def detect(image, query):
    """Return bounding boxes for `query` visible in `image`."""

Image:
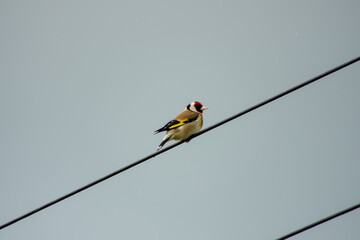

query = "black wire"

[189,56,360,140]
[275,202,360,240]
[1,56,359,231]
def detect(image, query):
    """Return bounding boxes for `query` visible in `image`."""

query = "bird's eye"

[195,103,203,112]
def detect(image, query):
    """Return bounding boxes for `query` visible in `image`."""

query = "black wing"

[154,120,181,134]
[154,116,199,134]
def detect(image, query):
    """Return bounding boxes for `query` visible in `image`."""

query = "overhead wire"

[276,202,360,239]
[0,56,359,231]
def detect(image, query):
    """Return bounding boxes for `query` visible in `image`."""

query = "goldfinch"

[154,101,208,151]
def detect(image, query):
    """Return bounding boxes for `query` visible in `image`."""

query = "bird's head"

[187,101,208,113]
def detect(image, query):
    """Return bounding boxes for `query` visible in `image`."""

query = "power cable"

[0,56,359,230]
[275,202,360,239]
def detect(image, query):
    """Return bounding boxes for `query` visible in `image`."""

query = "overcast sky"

[1,1,360,239]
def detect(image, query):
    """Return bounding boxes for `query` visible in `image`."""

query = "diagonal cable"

[275,202,360,239]
[1,56,359,231]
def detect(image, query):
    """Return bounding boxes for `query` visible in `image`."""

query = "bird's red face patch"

[194,102,202,107]
[193,101,205,113]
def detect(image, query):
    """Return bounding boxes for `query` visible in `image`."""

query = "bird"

[154,101,208,151]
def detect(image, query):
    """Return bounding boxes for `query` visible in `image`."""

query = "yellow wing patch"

[168,119,189,129]
[168,116,198,129]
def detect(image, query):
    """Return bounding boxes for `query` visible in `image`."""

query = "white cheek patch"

[189,104,197,112]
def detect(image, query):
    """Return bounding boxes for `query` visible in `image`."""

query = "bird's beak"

[201,106,208,111]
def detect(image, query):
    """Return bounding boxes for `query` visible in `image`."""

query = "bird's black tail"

[154,127,166,135]
[157,137,170,151]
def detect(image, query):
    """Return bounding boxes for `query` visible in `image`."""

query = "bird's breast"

[170,114,203,140]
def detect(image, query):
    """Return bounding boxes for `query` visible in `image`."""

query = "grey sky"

[1,1,360,239]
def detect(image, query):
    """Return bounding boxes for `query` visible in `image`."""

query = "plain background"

[1,1,360,239]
